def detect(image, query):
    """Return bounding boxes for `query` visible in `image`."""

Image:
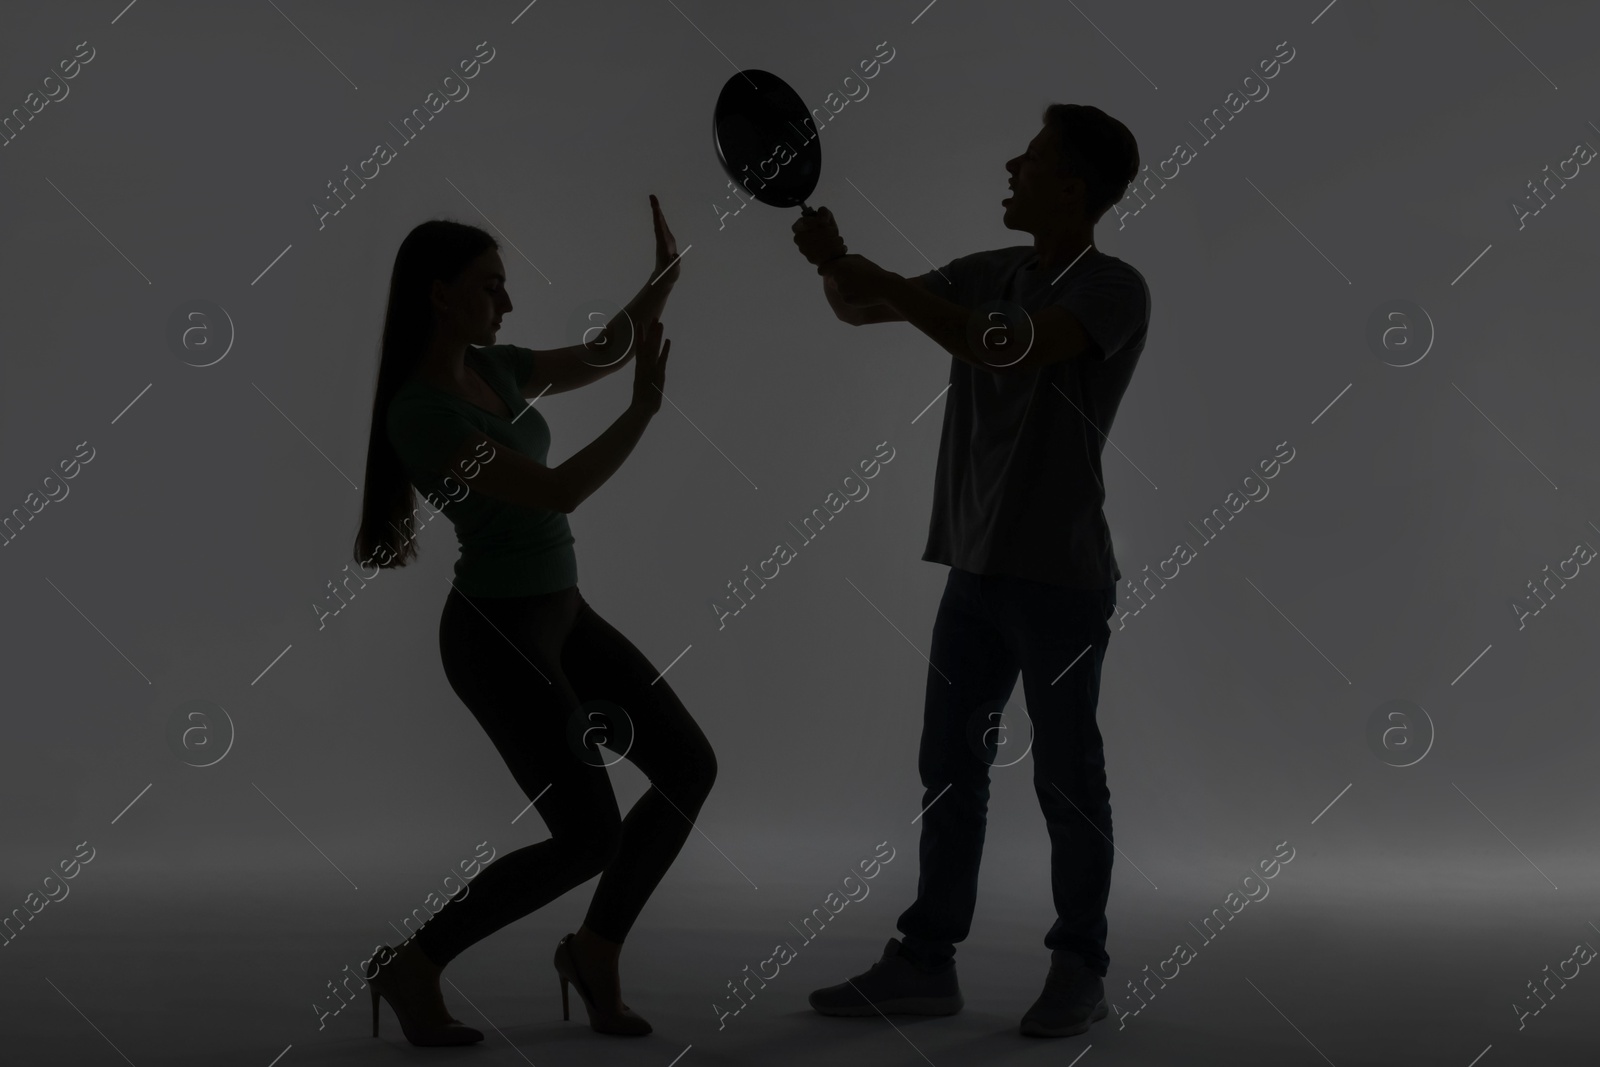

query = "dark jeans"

[896,568,1118,977]
[412,585,717,967]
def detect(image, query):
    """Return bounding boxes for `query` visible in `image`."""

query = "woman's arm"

[515,315,646,398]
[517,270,670,397]
[453,321,669,513]
[519,195,681,398]
[439,405,653,514]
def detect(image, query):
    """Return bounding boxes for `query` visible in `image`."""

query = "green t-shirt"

[385,344,578,597]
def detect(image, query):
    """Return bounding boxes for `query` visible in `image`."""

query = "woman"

[351,196,716,1046]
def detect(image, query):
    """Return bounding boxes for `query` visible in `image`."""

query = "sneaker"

[1019,950,1108,1038]
[808,937,964,1017]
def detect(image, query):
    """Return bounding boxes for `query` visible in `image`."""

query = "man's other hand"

[821,254,889,306]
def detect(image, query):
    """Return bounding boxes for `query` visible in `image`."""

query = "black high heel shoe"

[553,933,652,1036]
[365,942,484,1046]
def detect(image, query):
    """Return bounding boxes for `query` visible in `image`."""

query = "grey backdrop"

[2,1,1597,1064]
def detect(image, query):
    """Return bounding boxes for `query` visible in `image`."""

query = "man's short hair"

[1043,103,1140,223]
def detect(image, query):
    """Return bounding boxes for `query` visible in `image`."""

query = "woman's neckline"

[408,347,513,421]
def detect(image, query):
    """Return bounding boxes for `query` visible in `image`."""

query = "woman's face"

[433,248,513,347]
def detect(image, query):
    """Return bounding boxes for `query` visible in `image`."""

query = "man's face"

[1003,124,1084,231]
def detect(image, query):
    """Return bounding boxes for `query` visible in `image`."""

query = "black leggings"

[412,584,717,967]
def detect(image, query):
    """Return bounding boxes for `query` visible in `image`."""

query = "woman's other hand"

[630,320,669,416]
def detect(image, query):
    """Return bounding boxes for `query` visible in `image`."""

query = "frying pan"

[712,69,825,216]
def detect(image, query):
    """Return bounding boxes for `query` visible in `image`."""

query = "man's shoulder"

[966,244,1035,265]
[1085,249,1147,283]
[1073,251,1151,311]
[934,245,1032,269]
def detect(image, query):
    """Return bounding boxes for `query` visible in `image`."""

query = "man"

[792,103,1148,1039]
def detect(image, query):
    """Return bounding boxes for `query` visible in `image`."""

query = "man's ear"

[1062,170,1088,211]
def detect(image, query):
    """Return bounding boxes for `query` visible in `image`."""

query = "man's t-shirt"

[385,344,578,597]
[912,245,1150,589]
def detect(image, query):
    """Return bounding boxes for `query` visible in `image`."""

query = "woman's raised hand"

[630,320,669,416]
[650,194,680,288]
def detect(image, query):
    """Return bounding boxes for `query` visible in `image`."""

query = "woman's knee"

[553,813,623,878]
[637,723,716,793]
[645,743,716,818]
[676,740,718,803]
[698,742,719,790]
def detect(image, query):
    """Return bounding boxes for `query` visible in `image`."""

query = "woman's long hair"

[353,219,499,570]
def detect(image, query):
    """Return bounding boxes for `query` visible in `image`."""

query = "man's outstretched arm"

[827,255,1094,372]
[822,271,912,325]
[797,206,912,325]
[796,207,1091,368]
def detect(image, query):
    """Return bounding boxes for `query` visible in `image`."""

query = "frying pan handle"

[800,201,844,269]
